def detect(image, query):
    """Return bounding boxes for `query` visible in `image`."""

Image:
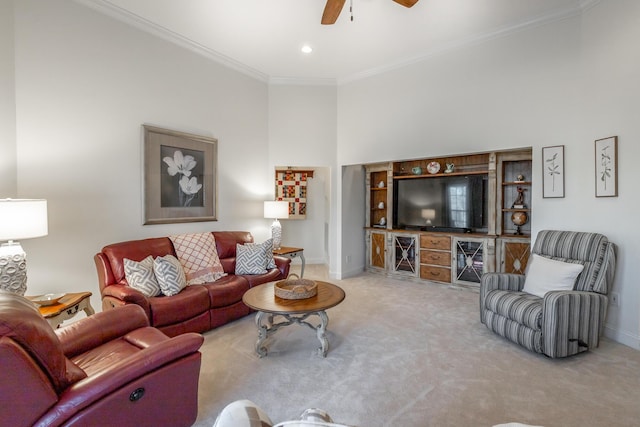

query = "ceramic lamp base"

[271,219,282,249]
[0,242,27,296]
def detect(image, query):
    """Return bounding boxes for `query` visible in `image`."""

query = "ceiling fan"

[321,0,419,25]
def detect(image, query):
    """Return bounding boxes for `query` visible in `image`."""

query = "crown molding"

[269,77,337,87]
[73,0,269,83]
[337,0,599,85]
[75,0,600,87]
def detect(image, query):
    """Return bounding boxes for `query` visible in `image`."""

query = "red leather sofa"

[94,231,291,337]
[0,290,203,427]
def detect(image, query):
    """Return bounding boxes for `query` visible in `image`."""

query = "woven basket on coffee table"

[274,274,317,300]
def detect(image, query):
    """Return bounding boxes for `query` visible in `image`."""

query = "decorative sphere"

[511,211,528,226]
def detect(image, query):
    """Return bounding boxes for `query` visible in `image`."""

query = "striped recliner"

[480,230,616,358]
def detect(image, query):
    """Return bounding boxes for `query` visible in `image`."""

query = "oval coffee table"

[242,281,345,357]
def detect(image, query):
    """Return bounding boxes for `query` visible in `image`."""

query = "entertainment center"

[365,148,532,287]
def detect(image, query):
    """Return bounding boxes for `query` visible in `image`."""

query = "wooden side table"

[28,292,95,328]
[273,246,305,277]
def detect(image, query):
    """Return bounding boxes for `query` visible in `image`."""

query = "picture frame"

[542,145,565,198]
[594,136,618,197]
[143,125,218,224]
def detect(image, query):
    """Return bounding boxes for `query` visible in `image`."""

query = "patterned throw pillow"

[124,256,162,297]
[154,255,188,296]
[169,233,227,285]
[235,243,269,275]
[247,238,277,270]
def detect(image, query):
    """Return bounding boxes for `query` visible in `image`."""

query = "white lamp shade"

[264,201,290,219]
[0,199,48,241]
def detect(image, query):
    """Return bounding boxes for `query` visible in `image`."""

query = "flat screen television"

[393,174,488,233]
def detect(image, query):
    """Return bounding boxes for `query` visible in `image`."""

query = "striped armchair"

[480,230,616,358]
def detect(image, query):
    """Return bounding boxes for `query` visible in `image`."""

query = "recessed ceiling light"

[301,45,313,54]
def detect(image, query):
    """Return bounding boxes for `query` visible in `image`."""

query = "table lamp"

[421,208,436,225]
[263,201,289,249]
[0,199,48,295]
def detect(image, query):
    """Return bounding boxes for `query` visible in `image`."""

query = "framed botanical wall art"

[143,125,218,224]
[594,136,618,197]
[542,145,565,198]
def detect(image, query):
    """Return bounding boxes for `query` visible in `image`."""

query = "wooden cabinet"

[497,237,531,274]
[363,148,531,286]
[420,234,451,283]
[366,229,387,272]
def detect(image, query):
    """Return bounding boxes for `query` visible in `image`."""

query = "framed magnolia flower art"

[143,125,218,224]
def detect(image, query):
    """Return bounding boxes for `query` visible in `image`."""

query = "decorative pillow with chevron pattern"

[235,242,270,275]
[124,256,162,297]
[154,254,188,296]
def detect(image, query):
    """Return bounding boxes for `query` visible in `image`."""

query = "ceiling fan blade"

[321,0,346,25]
[393,0,419,7]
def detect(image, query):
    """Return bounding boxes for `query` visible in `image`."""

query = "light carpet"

[194,265,640,427]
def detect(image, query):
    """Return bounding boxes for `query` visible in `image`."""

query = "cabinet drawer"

[420,265,451,283]
[420,250,451,266]
[420,234,451,250]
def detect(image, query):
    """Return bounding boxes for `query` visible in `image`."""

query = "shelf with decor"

[363,148,532,287]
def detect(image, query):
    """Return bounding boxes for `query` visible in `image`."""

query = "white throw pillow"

[522,254,584,298]
[213,400,273,427]
[154,255,188,296]
[124,256,162,297]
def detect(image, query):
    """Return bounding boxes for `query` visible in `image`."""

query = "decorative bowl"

[274,274,317,300]
[30,293,65,306]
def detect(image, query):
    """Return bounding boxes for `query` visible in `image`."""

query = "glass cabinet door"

[453,238,485,284]
[391,233,418,276]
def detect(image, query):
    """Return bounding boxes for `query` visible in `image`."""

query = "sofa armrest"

[479,273,525,324]
[34,332,204,426]
[101,283,151,315]
[542,291,608,358]
[56,305,150,357]
[273,255,292,278]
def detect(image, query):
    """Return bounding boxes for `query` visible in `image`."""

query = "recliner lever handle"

[129,387,145,402]
[569,338,588,349]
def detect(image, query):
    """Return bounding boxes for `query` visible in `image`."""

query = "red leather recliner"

[0,290,204,427]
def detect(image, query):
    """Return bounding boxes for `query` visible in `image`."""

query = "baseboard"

[604,324,640,350]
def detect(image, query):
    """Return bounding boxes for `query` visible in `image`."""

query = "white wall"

[0,0,17,196]
[336,0,640,349]
[268,84,338,271]
[12,0,272,313]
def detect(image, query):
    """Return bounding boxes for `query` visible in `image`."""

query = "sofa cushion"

[124,256,162,297]
[522,254,585,298]
[154,255,188,296]
[202,275,250,308]
[170,233,227,284]
[241,268,282,288]
[148,285,210,327]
